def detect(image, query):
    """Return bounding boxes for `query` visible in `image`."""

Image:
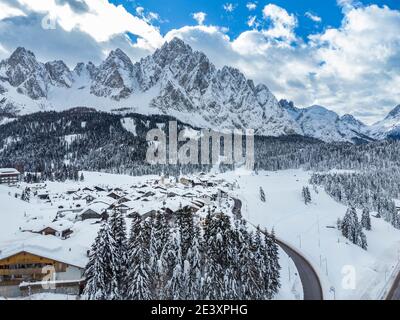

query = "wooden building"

[0,168,20,185]
[0,251,84,287]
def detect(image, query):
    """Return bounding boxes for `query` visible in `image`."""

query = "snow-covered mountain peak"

[0,39,392,142]
[385,104,400,119]
[45,60,73,88]
[368,104,400,139]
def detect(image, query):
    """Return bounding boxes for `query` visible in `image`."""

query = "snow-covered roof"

[0,239,86,269]
[81,202,110,214]
[0,168,20,175]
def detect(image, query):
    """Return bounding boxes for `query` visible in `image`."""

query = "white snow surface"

[220,169,400,300]
[1,169,400,300]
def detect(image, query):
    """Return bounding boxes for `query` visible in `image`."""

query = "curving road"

[275,240,323,300]
[232,197,323,300]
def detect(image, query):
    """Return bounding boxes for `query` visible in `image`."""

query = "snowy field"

[0,171,302,300]
[221,169,400,300]
[2,169,399,300]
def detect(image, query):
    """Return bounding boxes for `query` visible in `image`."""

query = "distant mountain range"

[0,37,398,143]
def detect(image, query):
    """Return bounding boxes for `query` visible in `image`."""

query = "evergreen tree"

[265,229,281,299]
[108,210,128,299]
[302,186,311,205]
[259,187,266,203]
[361,208,371,231]
[341,207,368,250]
[202,212,231,299]
[149,212,169,297]
[83,221,114,299]
[126,216,153,300]
[184,220,203,300]
[163,229,184,300]
[248,228,265,299]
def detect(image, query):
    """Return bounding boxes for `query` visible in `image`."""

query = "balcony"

[0,268,52,276]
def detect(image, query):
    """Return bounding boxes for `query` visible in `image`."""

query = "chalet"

[117,196,131,204]
[114,204,130,214]
[179,177,193,186]
[191,199,206,208]
[107,191,122,200]
[37,221,73,240]
[0,249,84,297]
[94,186,106,192]
[37,193,50,200]
[79,202,110,220]
[82,187,94,192]
[83,194,96,204]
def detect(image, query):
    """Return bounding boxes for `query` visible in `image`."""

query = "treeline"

[84,207,281,300]
[3,109,400,178]
[311,170,400,229]
[24,165,83,183]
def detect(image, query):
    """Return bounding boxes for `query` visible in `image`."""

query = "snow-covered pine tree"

[259,187,266,203]
[108,209,128,299]
[361,208,371,231]
[236,219,252,299]
[202,212,231,299]
[163,229,184,300]
[149,212,169,298]
[83,221,114,300]
[185,224,203,300]
[176,205,194,259]
[21,187,30,202]
[265,228,281,299]
[224,221,240,300]
[341,207,368,250]
[302,186,311,205]
[126,215,153,300]
[248,227,265,299]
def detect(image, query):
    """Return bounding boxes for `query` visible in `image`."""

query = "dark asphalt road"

[276,240,323,300]
[387,272,400,300]
[231,197,324,300]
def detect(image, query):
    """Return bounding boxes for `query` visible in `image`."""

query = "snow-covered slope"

[223,169,400,300]
[0,38,300,137]
[279,100,372,143]
[368,105,400,139]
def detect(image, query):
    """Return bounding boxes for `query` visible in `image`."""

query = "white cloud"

[192,12,206,25]
[164,4,400,124]
[14,0,163,48]
[136,6,144,16]
[246,2,257,11]
[262,4,297,41]
[0,1,399,123]
[305,12,322,23]
[247,15,257,27]
[0,2,26,20]
[223,3,236,13]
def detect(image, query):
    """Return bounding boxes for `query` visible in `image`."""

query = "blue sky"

[109,0,399,40]
[0,0,399,123]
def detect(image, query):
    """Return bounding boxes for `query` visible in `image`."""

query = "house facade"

[0,168,20,185]
[0,250,84,297]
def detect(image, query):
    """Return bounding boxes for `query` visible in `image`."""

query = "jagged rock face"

[45,60,73,88]
[90,49,135,100]
[0,47,50,99]
[139,38,301,135]
[0,38,387,141]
